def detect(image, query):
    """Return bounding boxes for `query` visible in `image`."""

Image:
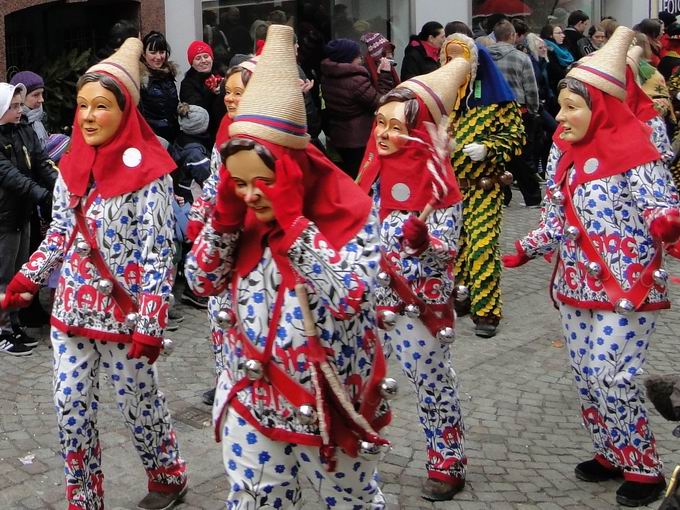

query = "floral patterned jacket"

[17,174,175,342]
[519,143,680,311]
[185,211,391,445]
[372,181,463,316]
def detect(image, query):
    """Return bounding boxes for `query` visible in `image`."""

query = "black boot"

[202,388,216,406]
[421,477,465,501]
[616,479,666,507]
[574,459,622,482]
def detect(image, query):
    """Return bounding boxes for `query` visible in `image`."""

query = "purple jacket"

[320,58,395,149]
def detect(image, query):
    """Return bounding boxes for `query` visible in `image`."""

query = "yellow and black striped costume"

[449,101,525,321]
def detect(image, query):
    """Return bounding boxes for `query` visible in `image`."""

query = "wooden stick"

[418,203,434,222]
[295,283,318,336]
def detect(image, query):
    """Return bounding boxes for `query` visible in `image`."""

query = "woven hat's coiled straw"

[87,38,143,105]
[230,25,310,149]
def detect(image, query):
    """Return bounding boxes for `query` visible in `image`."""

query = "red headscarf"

[214,113,233,151]
[364,51,400,89]
[553,82,659,187]
[59,73,176,199]
[357,96,461,220]
[625,66,658,123]
[218,136,373,288]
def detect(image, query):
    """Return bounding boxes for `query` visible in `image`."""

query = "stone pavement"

[2,201,680,510]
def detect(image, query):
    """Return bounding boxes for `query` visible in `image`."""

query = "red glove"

[127,333,162,364]
[255,154,305,230]
[402,216,430,255]
[649,209,680,244]
[502,241,531,268]
[1,274,38,310]
[212,168,247,233]
[186,220,204,242]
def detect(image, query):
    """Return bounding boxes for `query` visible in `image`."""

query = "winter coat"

[185,211,390,445]
[179,67,227,140]
[0,122,57,232]
[18,174,176,342]
[400,37,439,81]
[169,132,212,204]
[140,63,180,144]
[563,27,593,60]
[488,42,540,114]
[545,50,568,104]
[320,58,394,149]
[519,140,679,311]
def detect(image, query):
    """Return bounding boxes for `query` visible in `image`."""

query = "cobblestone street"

[2,202,680,510]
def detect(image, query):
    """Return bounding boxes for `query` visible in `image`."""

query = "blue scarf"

[544,39,574,67]
[466,43,516,108]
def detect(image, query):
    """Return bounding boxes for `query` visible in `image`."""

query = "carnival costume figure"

[0,39,188,510]
[503,27,680,507]
[357,57,470,501]
[185,57,257,406]
[441,34,524,338]
[185,25,392,509]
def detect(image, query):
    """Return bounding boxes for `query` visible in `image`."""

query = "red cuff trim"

[132,332,163,347]
[51,318,133,343]
[282,217,310,250]
[426,470,465,485]
[623,471,664,483]
[14,272,40,293]
[147,479,187,494]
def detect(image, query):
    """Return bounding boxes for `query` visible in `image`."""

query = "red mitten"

[186,220,204,242]
[213,168,247,233]
[502,241,531,268]
[402,216,430,255]
[1,274,38,310]
[649,209,680,244]
[255,154,305,230]
[127,333,162,364]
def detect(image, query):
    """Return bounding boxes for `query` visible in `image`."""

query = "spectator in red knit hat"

[180,40,226,140]
[360,32,400,88]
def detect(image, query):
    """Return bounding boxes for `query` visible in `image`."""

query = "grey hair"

[557,76,592,109]
[525,33,548,62]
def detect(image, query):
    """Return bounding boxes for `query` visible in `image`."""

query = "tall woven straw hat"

[87,38,143,105]
[396,57,472,122]
[567,26,634,101]
[626,46,643,84]
[230,25,309,149]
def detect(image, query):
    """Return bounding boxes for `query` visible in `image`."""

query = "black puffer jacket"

[179,67,226,140]
[0,122,57,232]
[140,63,180,144]
[400,37,440,81]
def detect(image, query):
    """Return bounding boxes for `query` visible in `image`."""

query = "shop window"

[472,0,596,34]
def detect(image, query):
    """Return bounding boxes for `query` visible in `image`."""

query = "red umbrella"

[473,0,533,17]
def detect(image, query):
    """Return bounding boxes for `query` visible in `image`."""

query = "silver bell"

[378,310,398,331]
[379,378,399,400]
[358,441,386,461]
[586,261,602,278]
[455,284,469,302]
[404,303,420,318]
[296,404,317,425]
[125,312,139,327]
[614,298,635,315]
[96,279,113,296]
[565,225,580,241]
[551,190,565,205]
[653,269,669,287]
[376,271,391,288]
[161,338,174,356]
[244,359,264,380]
[76,241,90,255]
[436,327,455,344]
[215,310,232,327]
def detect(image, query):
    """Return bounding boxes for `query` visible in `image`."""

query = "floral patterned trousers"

[51,329,188,510]
[221,410,385,509]
[382,316,466,483]
[560,304,663,482]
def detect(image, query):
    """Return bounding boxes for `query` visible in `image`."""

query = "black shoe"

[421,477,465,501]
[168,308,184,323]
[574,459,622,482]
[202,388,216,406]
[473,317,499,338]
[137,486,187,510]
[616,480,666,507]
[12,326,38,348]
[181,289,208,309]
[0,332,33,356]
[165,318,180,332]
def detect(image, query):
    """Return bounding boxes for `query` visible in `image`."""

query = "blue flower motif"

[244,468,254,479]
[246,432,257,445]
[231,443,243,456]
